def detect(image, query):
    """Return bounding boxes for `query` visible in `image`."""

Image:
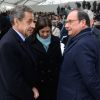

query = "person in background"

[27,15,62,100]
[0,12,12,39]
[0,5,39,100]
[52,21,61,38]
[84,9,100,41]
[57,5,61,15]
[57,9,100,100]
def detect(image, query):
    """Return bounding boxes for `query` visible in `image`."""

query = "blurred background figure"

[84,8,100,41]
[0,11,12,39]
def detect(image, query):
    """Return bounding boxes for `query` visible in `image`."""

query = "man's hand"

[32,87,39,99]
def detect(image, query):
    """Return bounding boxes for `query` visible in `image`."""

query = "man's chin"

[24,33,31,37]
[68,32,71,36]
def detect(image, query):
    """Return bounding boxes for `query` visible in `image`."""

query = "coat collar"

[9,28,37,66]
[27,34,59,54]
[9,28,24,44]
[64,28,92,54]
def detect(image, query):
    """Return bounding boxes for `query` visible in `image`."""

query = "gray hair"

[83,9,94,20]
[10,5,33,25]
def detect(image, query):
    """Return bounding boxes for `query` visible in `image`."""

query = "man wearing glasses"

[57,9,100,100]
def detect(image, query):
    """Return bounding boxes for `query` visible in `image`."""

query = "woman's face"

[39,26,51,39]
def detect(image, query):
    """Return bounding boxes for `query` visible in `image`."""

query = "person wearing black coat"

[0,12,12,39]
[0,5,39,100]
[27,16,62,100]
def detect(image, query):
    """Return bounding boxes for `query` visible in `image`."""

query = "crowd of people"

[0,1,100,100]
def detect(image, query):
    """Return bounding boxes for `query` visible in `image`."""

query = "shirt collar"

[13,27,26,42]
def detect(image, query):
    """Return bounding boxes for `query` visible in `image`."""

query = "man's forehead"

[69,10,78,15]
[67,12,78,19]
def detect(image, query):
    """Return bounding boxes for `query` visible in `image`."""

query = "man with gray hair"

[84,9,100,41]
[0,5,39,100]
[83,9,94,26]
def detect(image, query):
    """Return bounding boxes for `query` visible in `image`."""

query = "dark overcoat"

[0,28,37,100]
[27,35,62,100]
[57,28,100,100]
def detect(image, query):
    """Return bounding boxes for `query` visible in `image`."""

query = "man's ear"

[81,19,87,28]
[90,20,94,27]
[13,18,20,25]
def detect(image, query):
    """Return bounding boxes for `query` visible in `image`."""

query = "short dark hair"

[34,16,52,34]
[77,10,90,27]
[10,5,33,25]
[68,9,90,27]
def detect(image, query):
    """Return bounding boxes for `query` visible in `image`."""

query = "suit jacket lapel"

[10,28,37,66]
[20,39,37,66]
[64,30,92,55]
[64,38,79,54]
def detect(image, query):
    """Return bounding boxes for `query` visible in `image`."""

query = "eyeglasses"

[65,20,78,24]
[33,20,37,23]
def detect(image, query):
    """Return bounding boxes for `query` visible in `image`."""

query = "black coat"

[0,28,37,100]
[0,14,11,39]
[27,35,62,100]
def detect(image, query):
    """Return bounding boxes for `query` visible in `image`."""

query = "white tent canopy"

[0,0,98,6]
[0,0,46,10]
[0,0,46,5]
[0,0,99,11]
[39,0,97,5]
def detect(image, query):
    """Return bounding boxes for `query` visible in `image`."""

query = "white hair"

[84,9,94,20]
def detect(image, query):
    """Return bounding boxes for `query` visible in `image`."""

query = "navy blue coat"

[57,28,100,100]
[0,28,37,100]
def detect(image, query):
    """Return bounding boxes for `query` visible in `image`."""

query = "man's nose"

[65,23,69,30]
[31,22,35,28]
